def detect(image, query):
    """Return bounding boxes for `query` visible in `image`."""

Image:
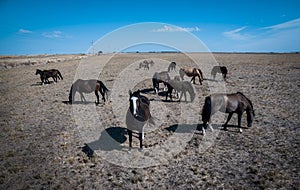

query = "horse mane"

[236,92,253,110]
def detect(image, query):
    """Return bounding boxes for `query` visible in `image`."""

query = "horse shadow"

[31,81,54,86]
[82,127,127,158]
[62,100,100,105]
[140,88,155,94]
[165,124,201,133]
[165,123,248,134]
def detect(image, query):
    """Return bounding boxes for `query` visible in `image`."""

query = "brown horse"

[179,67,203,85]
[152,71,170,93]
[211,66,228,80]
[201,92,254,135]
[68,79,109,104]
[126,90,155,151]
[166,80,195,102]
[35,69,63,85]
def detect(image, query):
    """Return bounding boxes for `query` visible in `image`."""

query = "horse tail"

[197,68,204,80]
[69,83,74,103]
[57,70,63,80]
[98,80,109,93]
[202,96,212,123]
[152,72,158,92]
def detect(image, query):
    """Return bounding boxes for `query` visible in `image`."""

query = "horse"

[179,67,203,85]
[35,69,63,85]
[68,79,109,105]
[139,60,154,70]
[201,92,255,135]
[152,71,170,93]
[211,66,228,80]
[126,90,155,150]
[165,80,195,102]
[167,61,177,72]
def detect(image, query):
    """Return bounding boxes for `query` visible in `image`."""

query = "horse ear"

[129,90,132,96]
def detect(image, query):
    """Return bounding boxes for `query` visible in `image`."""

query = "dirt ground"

[0,53,299,189]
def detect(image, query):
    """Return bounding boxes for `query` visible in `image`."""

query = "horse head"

[129,90,141,117]
[246,108,255,127]
[35,69,41,75]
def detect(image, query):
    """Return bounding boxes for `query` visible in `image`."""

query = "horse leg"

[79,92,86,102]
[198,75,202,85]
[128,129,133,148]
[223,112,233,131]
[190,76,195,84]
[139,132,143,151]
[238,113,243,133]
[95,90,100,104]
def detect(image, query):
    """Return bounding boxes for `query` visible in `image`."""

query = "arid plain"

[0,53,299,189]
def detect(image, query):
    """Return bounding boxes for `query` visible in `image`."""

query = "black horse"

[126,90,155,150]
[201,92,254,135]
[166,80,195,102]
[35,69,63,85]
[167,61,177,72]
[68,79,109,104]
[152,71,170,93]
[211,66,228,80]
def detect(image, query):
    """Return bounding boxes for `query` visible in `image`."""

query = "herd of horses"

[36,60,254,151]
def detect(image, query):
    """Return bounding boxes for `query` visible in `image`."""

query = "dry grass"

[0,53,299,189]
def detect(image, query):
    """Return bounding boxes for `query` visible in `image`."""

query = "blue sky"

[0,0,300,55]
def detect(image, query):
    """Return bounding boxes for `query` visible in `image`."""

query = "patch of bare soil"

[0,53,299,189]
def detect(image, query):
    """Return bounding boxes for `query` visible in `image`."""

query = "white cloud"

[262,18,300,30]
[18,28,33,34]
[42,31,63,38]
[223,26,253,40]
[152,25,200,32]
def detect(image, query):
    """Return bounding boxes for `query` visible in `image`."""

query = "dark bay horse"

[68,79,109,104]
[166,80,195,102]
[201,92,254,135]
[126,90,155,150]
[36,69,63,85]
[211,66,228,80]
[168,61,177,72]
[179,67,203,85]
[152,71,170,93]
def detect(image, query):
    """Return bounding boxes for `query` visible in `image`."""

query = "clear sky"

[1,0,300,55]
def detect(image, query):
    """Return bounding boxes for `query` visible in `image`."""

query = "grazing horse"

[201,92,255,135]
[139,60,154,70]
[179,67,203,85]
[152,71,170,93]
[211,66,228,80]
[166,80,195,102]
[68,79,109,104]
[126,90,155,150]
[35,69,63,85]
[167,61,177,72]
